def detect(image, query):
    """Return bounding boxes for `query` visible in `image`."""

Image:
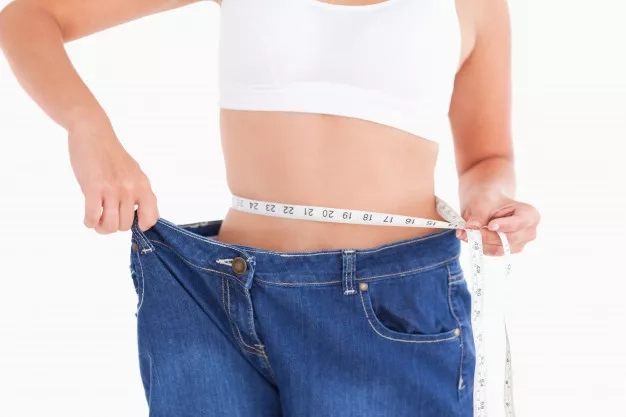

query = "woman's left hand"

[455,192,540,255]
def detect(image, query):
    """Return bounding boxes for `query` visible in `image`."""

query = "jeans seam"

[252,258,459,287]
[150,240,242,282]
[135,249,146,317]
[343,251,349,294]
[222,278,265,356]
[132,222,154,253]
[349,251,355,293]
[355,255,459,282]
[251,277,343,287]
[448,272,465,283]
[446,263,465,391]
[358,290,460,344]
[149,236,458,287]
[253,255,460,287]
[243,287,277,380]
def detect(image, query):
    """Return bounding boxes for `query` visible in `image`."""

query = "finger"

[96,193,120,234]
[461,228,504,246]
[488,205,538,232]
[483,242,526,256]
[490,203,518,219]
[462,205,491,229]
[484,226,537,246]
[84,194,102,229]
[137,190,159,232]
[118,195,135,232]
[465,213,490,229]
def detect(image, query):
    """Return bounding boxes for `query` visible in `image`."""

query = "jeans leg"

[130,240,280,417]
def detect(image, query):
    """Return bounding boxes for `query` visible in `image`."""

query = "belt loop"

[131,210,154,254]
[341,249,356,295]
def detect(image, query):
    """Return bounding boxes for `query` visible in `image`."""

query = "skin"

[0,0,540,255]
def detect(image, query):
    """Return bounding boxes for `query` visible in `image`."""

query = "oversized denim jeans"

[129,213,475,417]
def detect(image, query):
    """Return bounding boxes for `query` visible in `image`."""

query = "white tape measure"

[231,194,514,417]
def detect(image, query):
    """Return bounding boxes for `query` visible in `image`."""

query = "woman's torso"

[214,0,476,251]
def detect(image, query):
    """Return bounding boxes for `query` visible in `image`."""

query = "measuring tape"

[231,194,514,417]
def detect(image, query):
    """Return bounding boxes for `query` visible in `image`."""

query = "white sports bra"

[218,0,461,143]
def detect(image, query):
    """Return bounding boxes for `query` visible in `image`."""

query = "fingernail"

[466,221,480,228]
[456,230,462,238]
[489,223,499,231]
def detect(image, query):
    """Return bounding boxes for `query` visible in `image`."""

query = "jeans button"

[232,257,247,274]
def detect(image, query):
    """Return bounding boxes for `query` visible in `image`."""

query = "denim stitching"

[344,250,356,294]
[223,279,265,356]
[227,285,265,357]
[149,238,458,287]
[156,217,452,257]
[146,352,155,411]
[358,290,460,344]
[131,222,145,248]
[343,251,348,294]
[132,222,153,253]
[448,272,465,284]
[243,287,277,380]
[135,249,146,316]
[446,263,465,391]
[150,240,242,282]
[249,256,457,287]
[253,278,343,287]
[355,255,459,283]
[349,251,355,293]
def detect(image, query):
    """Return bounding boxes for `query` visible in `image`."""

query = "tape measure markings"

[231,194,515,417]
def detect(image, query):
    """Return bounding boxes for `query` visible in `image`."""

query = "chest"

[219,0,462,99]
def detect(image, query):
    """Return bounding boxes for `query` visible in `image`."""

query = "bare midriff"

[210,0,475,251]
[214,110,449,252]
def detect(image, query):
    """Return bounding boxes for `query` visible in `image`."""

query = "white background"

[1,1,625,416]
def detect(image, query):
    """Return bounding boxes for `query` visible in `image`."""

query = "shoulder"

[455,0,511,70]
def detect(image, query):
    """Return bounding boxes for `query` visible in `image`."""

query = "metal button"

[454,328,461,337]
[359,282,368,292]
[232,257,247,274]
[131,242,138,253]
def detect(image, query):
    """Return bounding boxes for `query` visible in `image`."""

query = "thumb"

[464,205,492,230]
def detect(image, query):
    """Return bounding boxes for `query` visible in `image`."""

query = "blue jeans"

[129,214,475,417]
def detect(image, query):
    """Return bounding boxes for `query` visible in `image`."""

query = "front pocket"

[358,264,461,343]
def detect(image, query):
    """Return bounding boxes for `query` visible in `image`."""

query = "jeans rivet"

[232,257,247,274]
[131,242,138,253]
[358,282,368,292]
[454,328,461,337]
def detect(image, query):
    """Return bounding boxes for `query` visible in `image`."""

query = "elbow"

[0,1,63,46]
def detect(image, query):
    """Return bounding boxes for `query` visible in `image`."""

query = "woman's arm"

[0,0,209,132]
[449,0,539,254]
[449,0,514,210]
[0,0,213,233]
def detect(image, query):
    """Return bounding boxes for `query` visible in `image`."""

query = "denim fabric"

[129,213,475,417]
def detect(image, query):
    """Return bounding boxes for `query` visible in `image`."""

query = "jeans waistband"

[130,212,461,288]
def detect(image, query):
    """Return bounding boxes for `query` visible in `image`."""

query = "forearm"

[458,155,516,210]
[0,3,110,134]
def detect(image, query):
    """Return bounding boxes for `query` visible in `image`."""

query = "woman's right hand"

[68,123,159,234]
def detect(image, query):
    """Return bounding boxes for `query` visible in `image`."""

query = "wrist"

[65,104,113,139]
[458,156,516,208]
